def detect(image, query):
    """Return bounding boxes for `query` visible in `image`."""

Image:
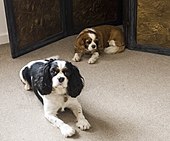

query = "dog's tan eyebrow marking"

[62,67,68,71]
[61,68,67,72]
[53,68,60,73]
[64,96,68,102]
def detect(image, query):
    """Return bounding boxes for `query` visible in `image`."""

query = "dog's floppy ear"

[77,37,85,46]
[35,61,53,95]
[75,34,86,53]
[67,62,84,98]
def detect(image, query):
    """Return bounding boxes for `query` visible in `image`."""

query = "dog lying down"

[73,25,125,64]
[19,56,91,137]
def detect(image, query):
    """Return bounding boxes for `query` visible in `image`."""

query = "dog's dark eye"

[86,40,91,44]
[95,39,99,44]
[51,68,59,75]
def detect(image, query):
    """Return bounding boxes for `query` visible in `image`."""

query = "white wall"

[0,0,9,45]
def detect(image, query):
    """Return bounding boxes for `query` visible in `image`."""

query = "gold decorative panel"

[137,0,170,48]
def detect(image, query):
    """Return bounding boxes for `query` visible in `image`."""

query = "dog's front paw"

[72,53,81,62]
[76,119,91,130]
[24,84,31,91]
[59,124,76,138]
[88,58,96,64]
[88,52,99,64]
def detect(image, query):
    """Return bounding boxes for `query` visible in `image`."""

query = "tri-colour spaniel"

[72,25,125,64]
[19,58,91,137]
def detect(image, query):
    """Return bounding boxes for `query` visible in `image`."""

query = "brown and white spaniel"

[72,25,125,64]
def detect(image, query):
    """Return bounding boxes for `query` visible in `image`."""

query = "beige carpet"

[0,35,170,141]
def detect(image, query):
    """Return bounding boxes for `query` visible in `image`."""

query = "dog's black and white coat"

[19,58,91,137]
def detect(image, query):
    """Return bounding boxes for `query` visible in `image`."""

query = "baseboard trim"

[0,33,9,45]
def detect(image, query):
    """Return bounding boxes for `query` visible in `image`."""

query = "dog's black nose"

[58,77,65,83]
[92,45,96,49]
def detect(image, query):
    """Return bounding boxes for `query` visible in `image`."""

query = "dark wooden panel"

[13,0,62,48]
[4,0,66,58]
[72,0,122,32]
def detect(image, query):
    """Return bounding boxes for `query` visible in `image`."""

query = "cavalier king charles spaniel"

[72,25,125,64]
[19,58,91,137]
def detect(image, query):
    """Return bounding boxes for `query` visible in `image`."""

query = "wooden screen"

[4,0,123,58]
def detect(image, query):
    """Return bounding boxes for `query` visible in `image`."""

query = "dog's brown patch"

[64,96,68,102]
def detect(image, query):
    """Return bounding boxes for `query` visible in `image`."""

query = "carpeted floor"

[0,35,170,141]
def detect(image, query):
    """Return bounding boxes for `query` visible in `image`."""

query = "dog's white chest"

[42,93,69,114]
